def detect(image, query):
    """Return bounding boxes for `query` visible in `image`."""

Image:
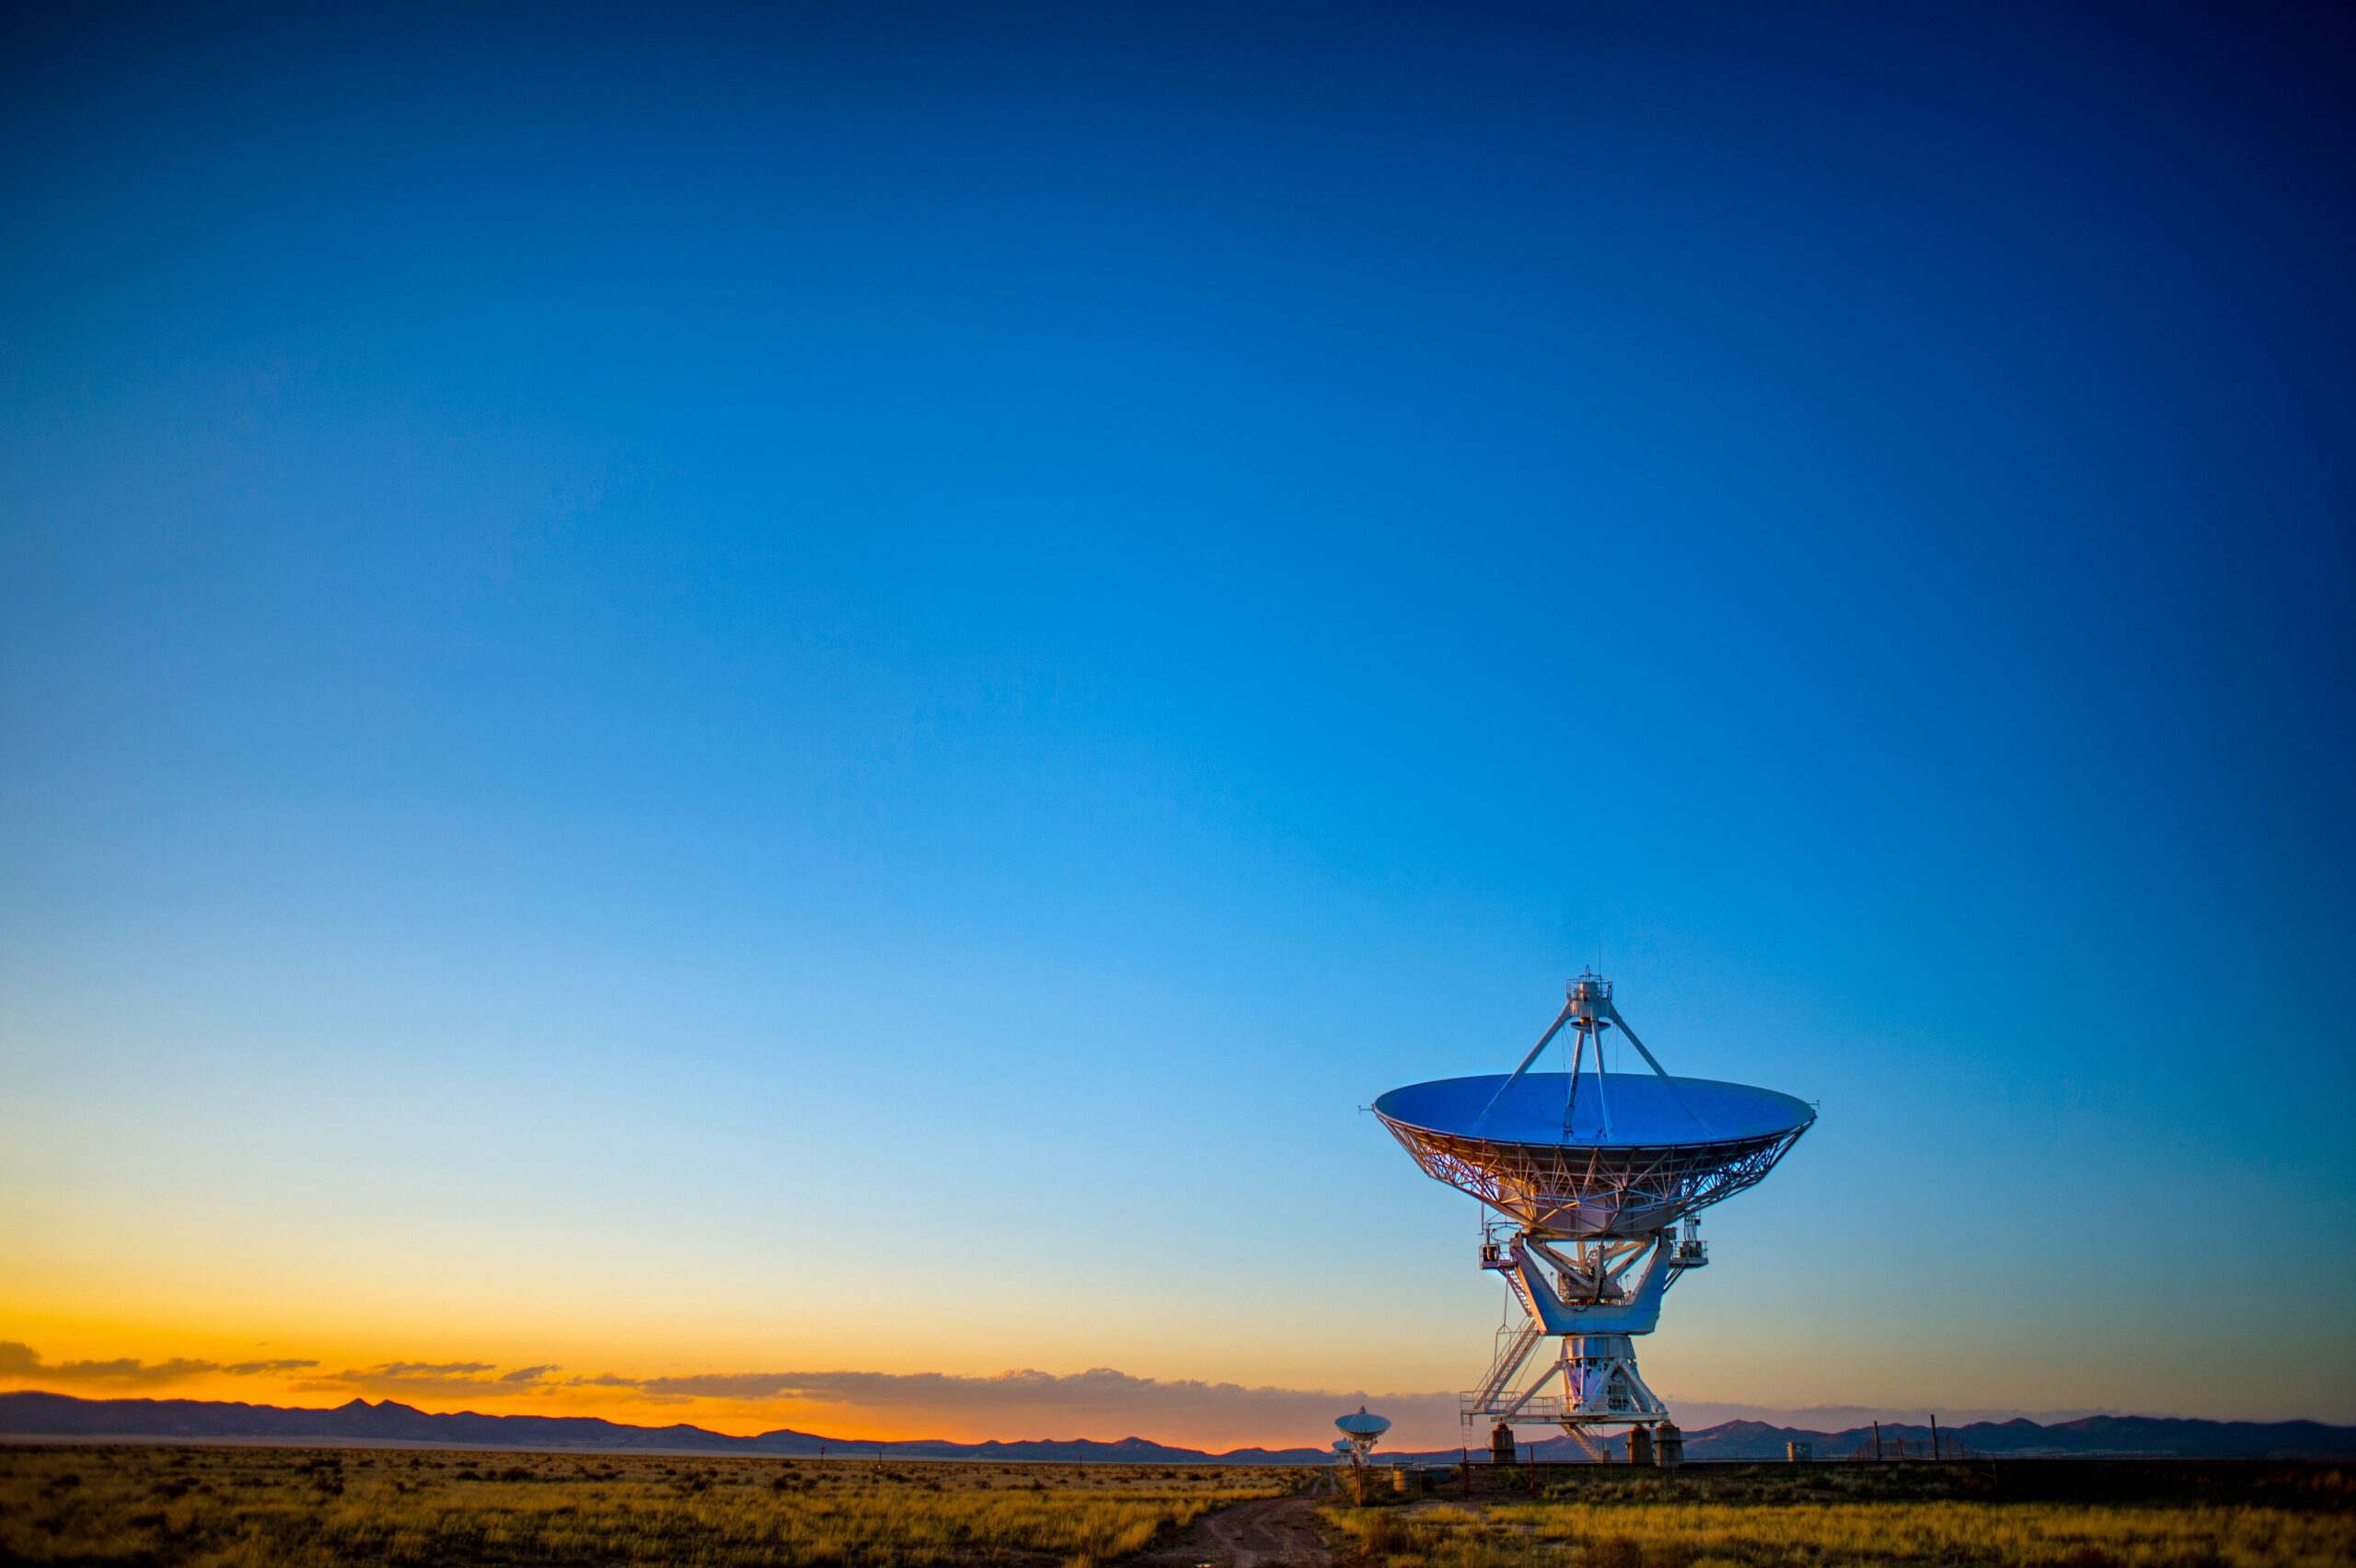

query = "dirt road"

[1131,1493,1332,1568]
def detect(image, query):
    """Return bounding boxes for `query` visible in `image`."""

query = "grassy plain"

[13,1447,2352,1568]
[1323,1463,2356,1568]
[0,1444,1295,1568]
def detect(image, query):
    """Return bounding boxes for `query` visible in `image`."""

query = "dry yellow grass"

[0,1444,1296,1567]
[1325,1490,2356,1568]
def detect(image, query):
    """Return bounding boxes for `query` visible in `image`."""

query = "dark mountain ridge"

[0,1391,1333,1462]
[1540,1413,2356,1461]
[4,1390,2350,1463]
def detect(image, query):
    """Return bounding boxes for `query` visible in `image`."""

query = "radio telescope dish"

[1371,973,1815,1462]
[1373,1073,1812,1238]
[1334,1407,1390,1470]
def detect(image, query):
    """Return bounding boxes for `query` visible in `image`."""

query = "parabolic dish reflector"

[1373,1071,1813,1239]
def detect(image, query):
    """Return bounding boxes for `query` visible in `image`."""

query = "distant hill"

[0,1391,1332,1463]
[4,1390,2350,1462]
[1525,1414,2356,1462]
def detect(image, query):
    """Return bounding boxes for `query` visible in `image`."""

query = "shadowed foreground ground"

[1319,1460,2356,1568]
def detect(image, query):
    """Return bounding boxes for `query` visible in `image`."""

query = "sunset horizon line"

[1,1341,2324,1450]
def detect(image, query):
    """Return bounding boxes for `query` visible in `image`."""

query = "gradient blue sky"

[3,3,2352,1446]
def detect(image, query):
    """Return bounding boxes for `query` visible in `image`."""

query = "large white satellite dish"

[1373,973,1813,1461]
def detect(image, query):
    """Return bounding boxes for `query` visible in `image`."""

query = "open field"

[11,1447,2355,1568]
[0,1444,1299,1568]
[1323,1463,2356,1568]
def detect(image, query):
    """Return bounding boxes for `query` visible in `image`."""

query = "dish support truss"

[1382,1123,1802,1239]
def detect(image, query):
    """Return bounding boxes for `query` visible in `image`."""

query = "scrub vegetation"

[0,1444,1295,1567]
[1322,1463,2356,1568]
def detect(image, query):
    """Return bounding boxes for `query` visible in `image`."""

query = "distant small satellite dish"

[1334,1405,1390,1467]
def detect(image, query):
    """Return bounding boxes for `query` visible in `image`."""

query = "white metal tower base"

[1562,1334,1669,1425]
[1465,1223,1699,1460]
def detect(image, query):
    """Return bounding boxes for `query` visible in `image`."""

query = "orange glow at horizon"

[0,1313,1463,1452]
[0,1366,1344,1451]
